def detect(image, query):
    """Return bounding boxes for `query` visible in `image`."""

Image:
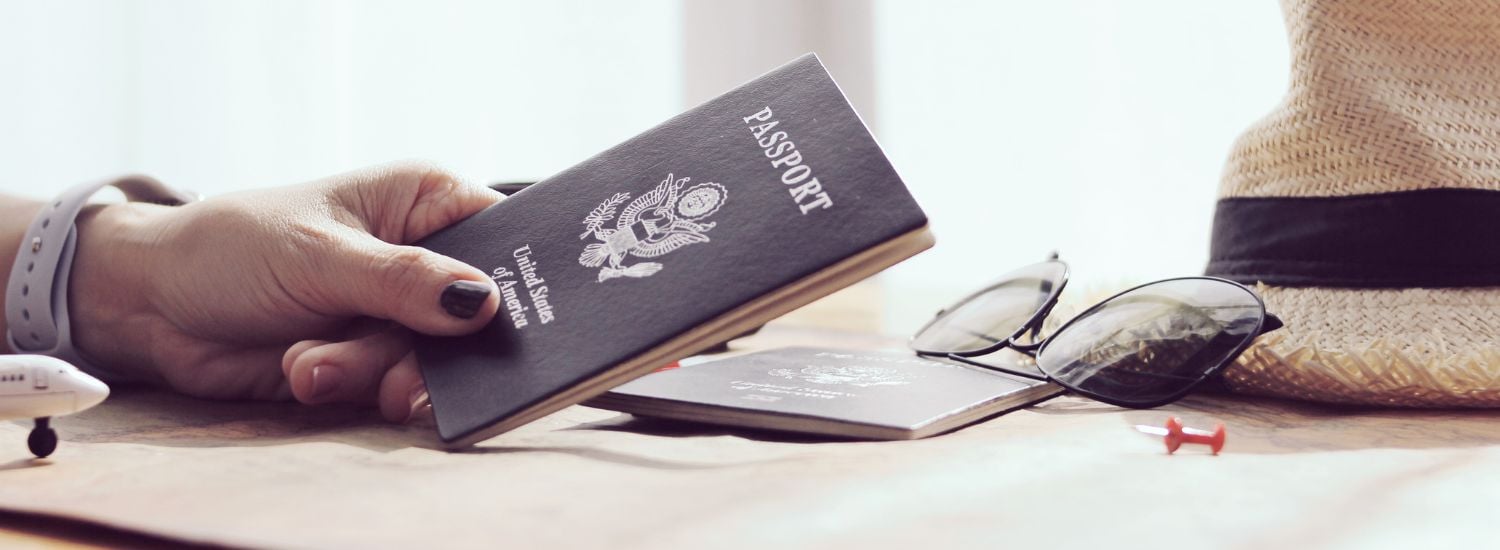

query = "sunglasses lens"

[1034,279,1264,406]
[911,261,1066,354]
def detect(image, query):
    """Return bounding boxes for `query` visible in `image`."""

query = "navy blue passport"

[416,54,933,447]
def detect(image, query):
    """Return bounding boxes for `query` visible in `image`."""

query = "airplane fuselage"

[0,355,109,420]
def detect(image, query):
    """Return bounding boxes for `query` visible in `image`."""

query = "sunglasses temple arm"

[944,354,1049,381]
[995,366,1048,382]
[974,361,1049,381]
[1003,313,1052,357]
[1007,337,1043,356]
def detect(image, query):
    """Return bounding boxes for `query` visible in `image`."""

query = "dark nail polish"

[440,280,491,319]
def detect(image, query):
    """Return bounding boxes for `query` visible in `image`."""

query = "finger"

[282,320,388,378]
[377,352,427,423]
[405,396,436,428]
[282,339,328,379]
[160,345,291,401]
[206,347,292,401]
[325,234,500,336]
[330,161,504,244]
[286,327,413,405]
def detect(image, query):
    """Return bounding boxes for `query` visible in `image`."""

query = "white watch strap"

[6,176,196,381]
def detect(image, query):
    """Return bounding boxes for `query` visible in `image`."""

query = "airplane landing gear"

[28,417,56,458]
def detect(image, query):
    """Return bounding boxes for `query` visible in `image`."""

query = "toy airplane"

[0,355,108,457]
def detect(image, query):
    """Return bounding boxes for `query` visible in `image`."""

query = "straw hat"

[1206,0,1500,406]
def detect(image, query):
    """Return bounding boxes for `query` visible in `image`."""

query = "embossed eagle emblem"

[578,173,727,282]
[768,365,918,387]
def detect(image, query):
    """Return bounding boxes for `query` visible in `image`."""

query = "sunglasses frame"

[909,259,1072,357]
[912,259,1283,409]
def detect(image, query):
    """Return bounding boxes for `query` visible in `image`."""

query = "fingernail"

[407,385,430,421]
[310,364,343,400]
[440,280,491,319]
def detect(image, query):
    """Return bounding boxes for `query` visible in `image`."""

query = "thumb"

[328,161,504,244]
[311,161,504,335]
[323,231,500,335]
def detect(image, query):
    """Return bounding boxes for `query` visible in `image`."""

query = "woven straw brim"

[1224,284,1500,407]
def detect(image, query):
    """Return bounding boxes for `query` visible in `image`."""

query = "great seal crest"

[768,365,918,387]
[578,173,726,282]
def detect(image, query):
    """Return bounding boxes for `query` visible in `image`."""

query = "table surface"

[2,284,1498,549]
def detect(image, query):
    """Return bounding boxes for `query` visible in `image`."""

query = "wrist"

[69,202,172,381]
[0,199,43,354]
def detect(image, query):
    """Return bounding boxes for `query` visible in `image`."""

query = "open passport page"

[416,54,934,447]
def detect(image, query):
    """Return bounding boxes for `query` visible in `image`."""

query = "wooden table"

[2,284,1498,549]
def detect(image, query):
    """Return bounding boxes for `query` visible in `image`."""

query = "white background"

[0,0,1289,335]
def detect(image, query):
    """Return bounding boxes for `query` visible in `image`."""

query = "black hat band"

[1206,188,1500,288]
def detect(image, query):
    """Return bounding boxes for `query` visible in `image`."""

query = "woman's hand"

[66,161,503,422]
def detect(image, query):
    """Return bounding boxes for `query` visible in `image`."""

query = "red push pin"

[1134,417,1226,455]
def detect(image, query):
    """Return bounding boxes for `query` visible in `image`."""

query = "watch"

[5,176,198,381]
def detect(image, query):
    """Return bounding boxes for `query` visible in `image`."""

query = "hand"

[67,161,504,422]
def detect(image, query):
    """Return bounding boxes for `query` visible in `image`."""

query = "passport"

[416,54,933,447]
[590,347,1062,440]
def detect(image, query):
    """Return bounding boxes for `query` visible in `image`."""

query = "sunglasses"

[910,255,1283,408]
